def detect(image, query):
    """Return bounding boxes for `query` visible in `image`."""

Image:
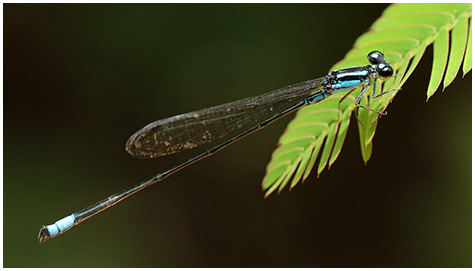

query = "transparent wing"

[126,78,324,158]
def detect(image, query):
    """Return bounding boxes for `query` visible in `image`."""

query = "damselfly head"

[367,51,386,65]
[377,63,394,80]
[367,51,394,80]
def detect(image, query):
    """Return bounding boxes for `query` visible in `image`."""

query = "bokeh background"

[4,4,471,267]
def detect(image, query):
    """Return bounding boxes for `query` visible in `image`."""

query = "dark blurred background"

[4,4,471,267]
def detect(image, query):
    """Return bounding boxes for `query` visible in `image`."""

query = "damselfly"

[38,51,397,243]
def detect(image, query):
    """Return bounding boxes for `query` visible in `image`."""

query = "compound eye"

[379,66,394,78]
[367,51,383,65]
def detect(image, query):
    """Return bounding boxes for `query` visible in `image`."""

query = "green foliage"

[262,3,472,197]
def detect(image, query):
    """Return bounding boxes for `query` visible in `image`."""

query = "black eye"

[367,51,383,65]
[379,66,393,78]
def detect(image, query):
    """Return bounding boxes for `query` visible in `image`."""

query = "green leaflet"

[463,20,472,76]
[444,13,470,89]
[427,26,449,99]
[262,3,472,196]
[328,108,352,167]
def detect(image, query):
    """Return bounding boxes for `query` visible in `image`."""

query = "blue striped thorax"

[323,66,373,95]
[321,51,394,96]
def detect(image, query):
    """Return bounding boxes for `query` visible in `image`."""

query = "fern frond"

[262,3,472,196]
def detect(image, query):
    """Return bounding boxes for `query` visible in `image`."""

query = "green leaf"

[399,41,428,87]
[356,94,373,162]
[289,142,314,190]
[427,26,449,99]
[277,156,300,194]
[443,13,469,90]
[301,135,325,181]
[328,109,351,168]
[358,112,372,164]
[316,121,338,175]
[263,3,472,196]
[463,17,472,76]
